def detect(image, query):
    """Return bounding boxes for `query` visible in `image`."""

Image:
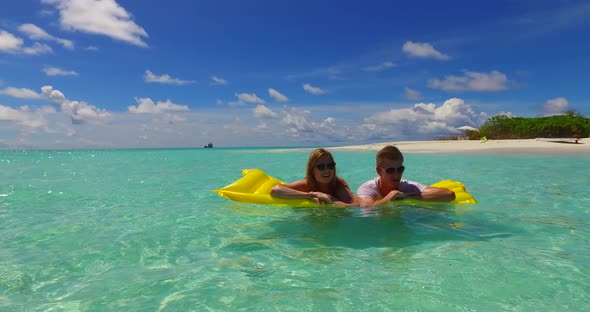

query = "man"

[356,145,455,207]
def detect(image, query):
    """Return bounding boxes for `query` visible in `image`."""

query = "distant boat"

[204,142,213,148]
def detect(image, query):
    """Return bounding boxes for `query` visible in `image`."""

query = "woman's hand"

[308,191,333,204]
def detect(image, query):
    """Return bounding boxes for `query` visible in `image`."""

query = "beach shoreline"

[325,138,590,155]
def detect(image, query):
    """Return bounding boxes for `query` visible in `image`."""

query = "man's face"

[377,158,405,190]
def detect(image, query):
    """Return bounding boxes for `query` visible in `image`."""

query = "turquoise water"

[1,148,589,311]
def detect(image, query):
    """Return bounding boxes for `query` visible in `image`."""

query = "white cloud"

[43,66,79,76]
[234,93,265,104]
[0,87,42,99]
[42,0,149,47]
[19,24,51,40]
[362,98,480,139]
[543,97,569,116]
[0,105,32,123]
[210,76,227,85]
[128,98,189,114]
[321,117,336,128]
[428,70,509,92]
[303,83,326,95]
[18,23,74,49]
[144,70,194,85]
[402,41,449,60]
[0,30,24,52]
[0,30,53,55]
[0,104,48,130]
[253,104,278,119]
[41,85,112,124]
[0,97,502,149]
[363,61,396,72]
[279,107,342,141]
[281,107,318,133]
[257,121,269,130]
[22,43,53,55]
[403,87,422,100]
[162,113,186,124]
[268,88,288,102]
[55,38,74,50]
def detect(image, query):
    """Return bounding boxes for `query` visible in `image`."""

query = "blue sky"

[1,0,589,149]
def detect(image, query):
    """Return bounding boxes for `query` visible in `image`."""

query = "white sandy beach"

[328,138,590,155]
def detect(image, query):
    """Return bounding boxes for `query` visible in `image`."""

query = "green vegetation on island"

[463,111,590,140]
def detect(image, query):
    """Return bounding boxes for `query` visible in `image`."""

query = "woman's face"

[312,154,335,184]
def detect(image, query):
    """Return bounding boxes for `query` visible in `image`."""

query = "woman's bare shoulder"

[280,179,310,191]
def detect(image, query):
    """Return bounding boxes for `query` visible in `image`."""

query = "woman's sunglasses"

[381,165,405,174]
[316,162,336,171]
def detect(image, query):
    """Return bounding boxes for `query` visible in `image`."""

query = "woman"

[270,148,357,207]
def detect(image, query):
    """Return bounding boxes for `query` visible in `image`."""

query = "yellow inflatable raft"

[214,169,477,207]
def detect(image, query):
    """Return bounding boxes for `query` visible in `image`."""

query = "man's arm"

[361,187,455,205]
[359,190,406,207]
[410,186,455,202]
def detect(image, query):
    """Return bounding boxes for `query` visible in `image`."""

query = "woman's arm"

[333,181,359,207]
[270,181,333,204]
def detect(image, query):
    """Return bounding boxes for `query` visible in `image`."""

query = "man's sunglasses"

[381,165,405,174]
[316,162,336,171]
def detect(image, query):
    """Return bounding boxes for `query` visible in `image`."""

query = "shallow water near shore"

[1,148,589,310]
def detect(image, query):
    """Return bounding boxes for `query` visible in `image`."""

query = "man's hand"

[385,190,407,201]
